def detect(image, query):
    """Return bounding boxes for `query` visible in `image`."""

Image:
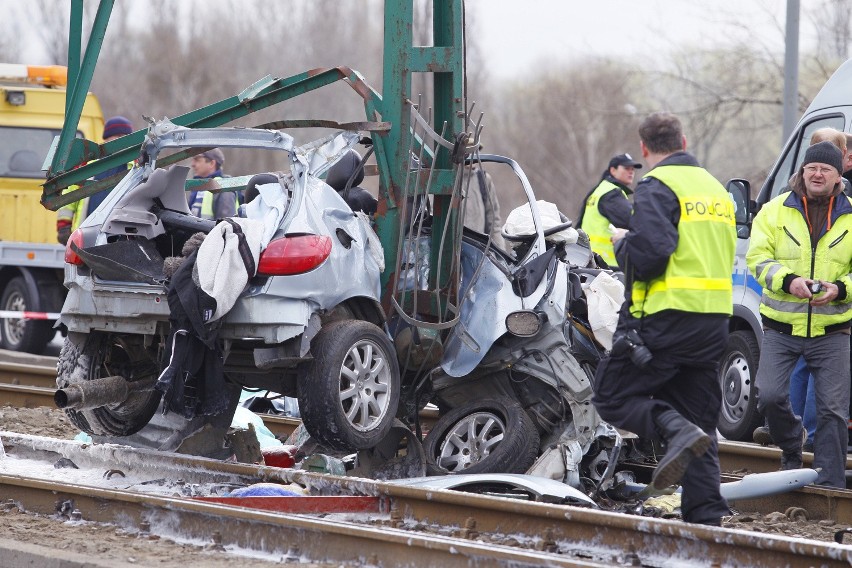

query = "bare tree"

[24,0,71,64]
[94,1,385,173]
[0,17,20,61]
[812,0,852,61]
[480,59,644,219]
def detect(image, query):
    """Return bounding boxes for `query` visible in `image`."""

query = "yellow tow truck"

[0,63,104,352]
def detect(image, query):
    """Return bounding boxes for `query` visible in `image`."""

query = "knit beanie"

[802,140,843,174]
[103,116,133,139]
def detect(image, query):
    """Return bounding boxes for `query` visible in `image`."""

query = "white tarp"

[584,271,625,350]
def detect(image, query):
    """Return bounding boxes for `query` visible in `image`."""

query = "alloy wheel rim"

[436,411,506,472]
[338,338,392,432]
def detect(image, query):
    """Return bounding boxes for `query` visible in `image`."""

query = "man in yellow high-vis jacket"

[592,112,736,526]
[747,140,852,488]
[577,153,641,267]
[57,116,134,244]
[187,148,236,220]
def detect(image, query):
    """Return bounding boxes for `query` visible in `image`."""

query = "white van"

[721,59,852,440]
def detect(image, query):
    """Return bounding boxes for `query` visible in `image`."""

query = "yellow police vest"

[57,161,133,230]
[630,165,736,317]
[746,191,852,337]
[199,190,240,219]
[580,179,626,266]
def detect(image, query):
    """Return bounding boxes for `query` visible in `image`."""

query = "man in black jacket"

[592,112,736,526]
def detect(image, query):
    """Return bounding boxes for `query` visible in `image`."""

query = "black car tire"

[718,330,763,441]
[424,396,540,475]
[0,276,54,353]
[298,320,400,451]
[57,332,161,436]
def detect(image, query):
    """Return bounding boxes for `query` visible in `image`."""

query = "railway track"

[1,431,851,567]
[3,356,852,560]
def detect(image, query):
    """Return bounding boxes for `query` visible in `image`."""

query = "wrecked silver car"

[396,156,623,491]
[56,119,397,455]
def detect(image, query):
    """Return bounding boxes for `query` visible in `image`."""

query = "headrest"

[325,149,364,190]
[245,173,279,203]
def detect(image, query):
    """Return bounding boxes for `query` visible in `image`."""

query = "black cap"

[608,153,642,170]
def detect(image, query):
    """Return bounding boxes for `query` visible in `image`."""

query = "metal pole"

[782,0,800,143]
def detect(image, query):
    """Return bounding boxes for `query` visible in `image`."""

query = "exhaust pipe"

[54,375,156,410]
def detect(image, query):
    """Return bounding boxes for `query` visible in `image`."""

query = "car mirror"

[726,178,752,239]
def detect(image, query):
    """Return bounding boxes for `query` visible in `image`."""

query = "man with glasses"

[747,141,852,487]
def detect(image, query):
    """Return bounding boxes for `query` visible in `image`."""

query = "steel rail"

[717,439,852,473]
[0,361,56,389]
[1,432,851,567]
[0,474,603,568]
[0,383,54,408]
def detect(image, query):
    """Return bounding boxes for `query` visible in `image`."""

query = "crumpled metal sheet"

[388,473,598,508]
[74,239,165,284]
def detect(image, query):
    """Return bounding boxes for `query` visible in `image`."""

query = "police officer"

[748,140,852,488]
[577,153,642,267]
[592,112,736,526]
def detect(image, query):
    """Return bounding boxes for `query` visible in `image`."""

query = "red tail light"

[257,234,332,276]
[64,229,85,266]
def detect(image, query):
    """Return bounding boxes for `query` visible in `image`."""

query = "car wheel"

[717,330,762,441]
[298,320,400,451]
[0,276,54,353]
[57,332,161,436]
[424,396,540,475]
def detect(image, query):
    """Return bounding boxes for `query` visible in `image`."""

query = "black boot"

[651,410,712,490]
[780,428,806,470]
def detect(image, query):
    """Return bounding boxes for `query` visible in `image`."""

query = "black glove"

[57,225,71,245]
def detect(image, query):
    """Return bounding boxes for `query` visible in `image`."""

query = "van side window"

[0,127,84,179]
[768,115,845,200]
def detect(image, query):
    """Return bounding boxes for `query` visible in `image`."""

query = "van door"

[758,113,846,205]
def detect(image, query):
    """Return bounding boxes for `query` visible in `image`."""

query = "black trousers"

[592,311,731,524]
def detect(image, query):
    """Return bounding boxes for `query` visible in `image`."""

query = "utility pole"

[782,0,800,143]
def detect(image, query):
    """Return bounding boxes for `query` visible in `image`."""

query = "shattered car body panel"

[62,120,379,342]
[439,239,555,377]
[57,119,397,454]
[388,473,598,508]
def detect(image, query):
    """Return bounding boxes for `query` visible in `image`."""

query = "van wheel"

[298,320,400,451]
[0,276,54,353]
[717,330,762,441]
[424,397,540,475]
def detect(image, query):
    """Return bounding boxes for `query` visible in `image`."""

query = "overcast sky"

[471,0,799,79]
[3,1,821,80]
